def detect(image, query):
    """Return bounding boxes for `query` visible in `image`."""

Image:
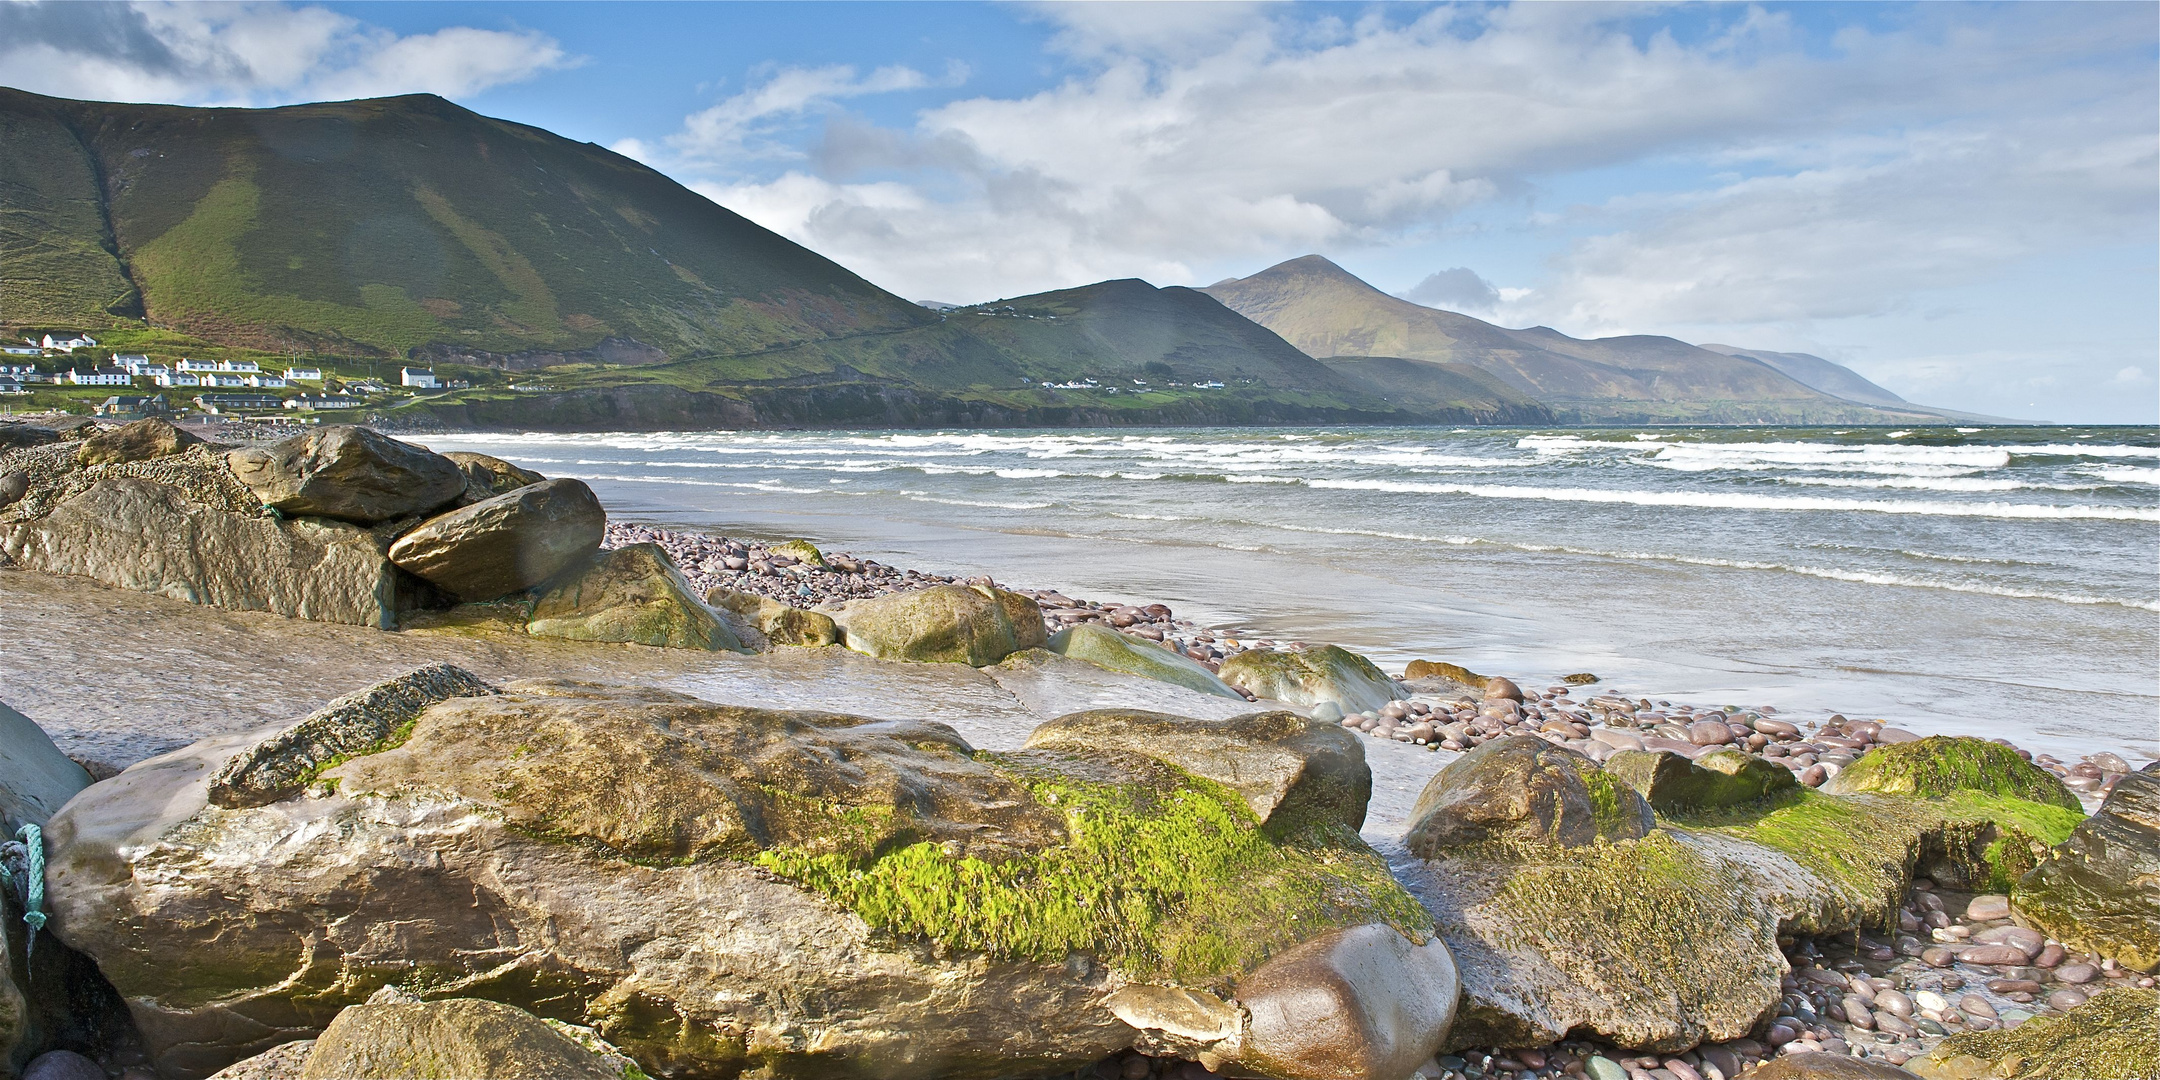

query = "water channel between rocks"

[0,568,1458,840]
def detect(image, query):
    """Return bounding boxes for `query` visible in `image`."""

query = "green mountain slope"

[1207,256,1949,424]
[1696,343,1908,406]
[1315,355,1549,421]
[0,87,935,361]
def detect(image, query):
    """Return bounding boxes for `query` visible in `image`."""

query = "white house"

[175,358,218,373]
[2,346,40,357]
[348,380,389,394]
[282,366,324,382]
[67,367,132,386]
[0,378,24,395]
[153,372,202,388]
[400,367,440,388]
[199,372,248,388]
[216,359,260,373]
[242,373,287,388]
[112,354,152,370]
[41,334,97,352]
[285,394,365,410]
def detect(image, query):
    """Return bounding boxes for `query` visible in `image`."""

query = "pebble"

[1964,895,2012,921]
[1586,1058,1629,1080]
[2047,988,2087,1010]
[2053,963,2100,984]
[1960,944,2030,966]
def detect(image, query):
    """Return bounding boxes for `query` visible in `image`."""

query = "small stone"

[23,1051,104,1080]
[1959,994,1998,1020]
[1961,944,2031,966]
[1586,1057,1628,1080]
[1921,947,1956,968]
[1964,894,2011,921]
[1987,979,2043,994]
[2054,963,2099,984]
[2046,988,2086,1010]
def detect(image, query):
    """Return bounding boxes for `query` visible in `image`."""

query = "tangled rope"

[0,824,48,959]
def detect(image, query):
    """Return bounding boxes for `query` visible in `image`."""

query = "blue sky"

[3,2,2154,422]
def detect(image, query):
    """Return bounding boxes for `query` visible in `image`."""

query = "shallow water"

[424,424,2160,763]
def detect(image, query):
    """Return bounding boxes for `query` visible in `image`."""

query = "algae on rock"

[1824,736,2080,811]
[1218,645,1398,715]
[1910,986,2158,1080]
[1047,624,1243,700]
[528,544,758,652]
[2012,769,2160,973]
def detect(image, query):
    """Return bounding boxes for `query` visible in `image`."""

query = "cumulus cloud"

[668,3,2154,311]
[0,1,572,106]
[669,62,964,164]
[1402,268,1502,312]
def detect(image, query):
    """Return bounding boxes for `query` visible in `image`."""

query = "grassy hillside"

[1207,256,1948,424]
[1316,355,1551,423]
[1,87,934,361]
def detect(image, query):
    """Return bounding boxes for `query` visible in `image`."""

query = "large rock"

[0,702,92,831]
[1048,624,1243,700]
[226,426,463,524]
[1403,736,1653,855]
[441,452,543,506]
[1748,1057,1922,1079]
[1232,923,1459,1080]
[0,478,409,628]
[387,479,606,602]
[76,419,205,466]
[1824,736,2080,810]
[824,583,1046,665]
[1604,748,1799,815]
[44,677,1438,1079]
[527,544,757,652]
[705,587,838,647]
[299,997,624,1080]
[1218,645,1398,715]
[2012,770,2160,972]
[0,425,59,452]
[0,471,26,509]
[206,663,499,809]
[1024,708,1372,831]
[1401,745,2084,1053]
[1910,986,2157,1080]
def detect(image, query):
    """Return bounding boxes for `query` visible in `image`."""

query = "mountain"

[1206,256,1950,424]
[1312,355,1547,420]
[0,87,935,363]
[1696,344,1907,407]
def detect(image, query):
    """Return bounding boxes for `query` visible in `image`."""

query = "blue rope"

[17,825,43,958]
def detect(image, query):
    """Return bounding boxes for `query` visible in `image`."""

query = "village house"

[242,373,287,388]
[215,359,260,373]
[94,394,168,418]
[2,345,41,357]
[112,354,152,370]
[41,333,97,352]
[193,393,283,414]
[282,366,324,382]
[400,367,440,388]
[198,372,249,388]
[174,359,218,374]
[153,371,202,388]
[347,380,390,394]
[284,393,366,410]
[0,377,25,395]
[67,366,133,386]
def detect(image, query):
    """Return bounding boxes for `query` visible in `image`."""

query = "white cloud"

[670,62,962,164]
[0,1,572,107]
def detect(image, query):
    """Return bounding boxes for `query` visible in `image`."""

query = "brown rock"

[298,998,621,1079]
[1403,736,1652,855]
[528,544,756,652]
[1483,676,1524,702]
[440,451,544,506]
[825,583,1045,665]
[227,426,463,524]
[705,587,839,647]
[1742,1055,1922,1079]
[76,418,205,466]
[1024,708,1371,830]
[1234,923,1459,1080]
[387,478,605,601]
[1960,945,2032,966]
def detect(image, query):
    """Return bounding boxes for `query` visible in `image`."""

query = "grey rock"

[1234,923,1459,1080]
[0,424,59,451]
[206,664,499,809]
[825,583,1046,665]
[22,1050,104,1080]
[440,452,543,506]
[227,426,463,524]
[1024,708,1372,830]
[76,418,205,467]
[1218,645,1399,714]
[204,1041,312,1080]
[1047,624,1242,700]
[1,478,409,628]
[0,470,26,508]
[528,544,758,652]
[297,998,621,1079]
[2013,770,2160,973]
[0,701,93,831]
[386,478,605,601]
[1604,748,1799,815]
[1404,736,1652,855]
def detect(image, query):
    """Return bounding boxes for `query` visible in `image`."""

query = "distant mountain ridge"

[1206,255,1966,424]
[1696,344,1907,407]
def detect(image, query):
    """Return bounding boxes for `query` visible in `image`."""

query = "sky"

[2,2,2155,423]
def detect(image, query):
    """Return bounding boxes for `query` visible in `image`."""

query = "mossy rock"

[1405,736,1653,856]
[1605,748,1798,815]
[1219,645,1398,714]
[2012,770,2159,972]
[825,583,1046,665]
[1823,736,2080,811]
[704,587,837,647]
[1403,659,1487,686]
[527,544,756,652]
[1046,624,1242,700]
[1023,708,1370,831]
[1910,986,2157,1080]
[768,539,825,567]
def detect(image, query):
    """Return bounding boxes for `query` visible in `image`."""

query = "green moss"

[1581,768,1644,840]
[1933,791,2083,891]
[1828,736,2080,810]
[768,539,825,566]
[753,758,1428,987]
[1921,987,2158,1080]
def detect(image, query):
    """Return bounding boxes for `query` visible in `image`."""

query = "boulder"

[386,479,606,602]
[2012,770,2160,972]
[1745,1056,1922,1079]
[0,471,26,509]
[44,676,1436,1079]
[205,1041,311,1080]
[985,651,1255,724]
[0,478,408,628]
[205,663,499,809]
[528,544,757,652]
[1403,660,1487,687]
[299,998,623,1080]
[1824,736,2080,810]
[1909,986,2157,1080]
[1402,745,2085,1053]
[76,418,205,466]
[440,452,543,506]
[1604,748,1799,815]
[1403,737,1653,855]
[226,426,463,524]
[1024,708,1372,830]
[21,1051,103,1080]
[1047,624,1243,700]
[1218,645,1398,715]
[1233,923,1459,1080]
[0,425,59,452]
[705,587,838,647]
[769,539,826,566]
[824,583,1046,665]
[0,702,93,831]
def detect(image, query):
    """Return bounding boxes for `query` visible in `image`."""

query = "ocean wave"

[2013,444,2160,459]
[895,491,1055,510]
[1299,477,2160,520]
[1775,476,2095,493]
[2082,465,2160,484]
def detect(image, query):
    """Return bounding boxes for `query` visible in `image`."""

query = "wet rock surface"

[1218,645,1398,715]
[226,425,463,524]
[527,543,757,652]
[386,477,605,601]
[2011,769,2160,973]
[826,582,1048,665]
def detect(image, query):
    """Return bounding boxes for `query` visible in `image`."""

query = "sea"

[423,425,2160,764]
